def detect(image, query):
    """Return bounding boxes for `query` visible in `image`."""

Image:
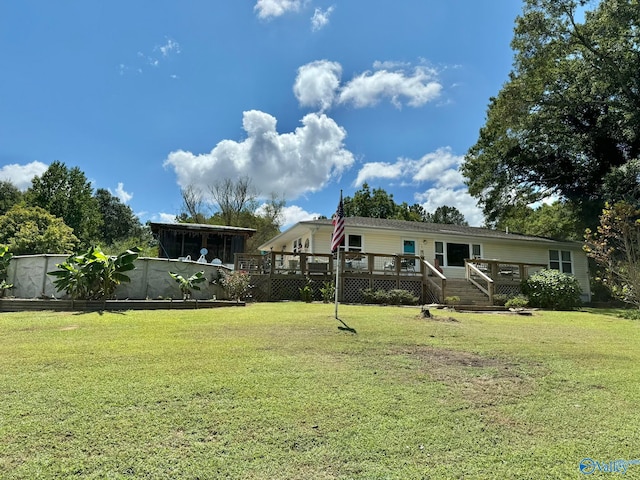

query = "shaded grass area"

[1,304,640,478]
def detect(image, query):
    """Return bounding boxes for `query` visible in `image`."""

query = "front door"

[403,240,416,267]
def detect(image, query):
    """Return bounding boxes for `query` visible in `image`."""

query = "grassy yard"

[1,303,639,479]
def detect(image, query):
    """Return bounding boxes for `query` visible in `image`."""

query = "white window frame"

[549,249,573,274]
[435,241,483,267]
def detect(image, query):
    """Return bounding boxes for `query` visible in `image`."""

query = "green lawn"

[1,304,639,479]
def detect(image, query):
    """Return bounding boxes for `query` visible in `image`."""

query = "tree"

[179,185,207,224]
[0,205,79,255]
[94,188,143,246]
[25,161,102,245]
[0,181,22,215]
[343,183,426,221]
[209,176,256,226]
[584,201,640,308]
[424,206,468,226]
[496,201,584,240]
[462,0,640,228]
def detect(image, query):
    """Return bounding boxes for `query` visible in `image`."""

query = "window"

[435,242,444,267]
[340,234,362,252]
[472,244,482,258]
[549,250,572,273]
[347,234,362,252]
[447,243,470,267]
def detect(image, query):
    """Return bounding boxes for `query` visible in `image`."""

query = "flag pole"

[334,247,340,319]
[331,190,344,320]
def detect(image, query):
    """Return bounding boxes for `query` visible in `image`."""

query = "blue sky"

[0,1,523,228]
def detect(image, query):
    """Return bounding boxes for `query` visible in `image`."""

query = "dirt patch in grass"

[394,346,543,420]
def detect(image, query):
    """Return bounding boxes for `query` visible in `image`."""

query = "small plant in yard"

[299,277,314,303]
[492,293,508,306]
[444,295,461,306]
[169,270,207,300]
[319,280,335,303]
[219,270,252,303]
[505,294,529,309]
[522,269,582,310]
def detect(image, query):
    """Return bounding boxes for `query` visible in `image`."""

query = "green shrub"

[219,270,252,303]
[505,295,529,309]
[299,277,314,303]
[522,269,582,310]
[169,271,207,300]
[617,309,640,321]
[492,294,508,306]
[319,281,335,303]
[361,288,418,305]
[388,289,419,305]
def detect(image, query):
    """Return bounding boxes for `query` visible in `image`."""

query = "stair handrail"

[466,261,494,304]
[422,258,447,302]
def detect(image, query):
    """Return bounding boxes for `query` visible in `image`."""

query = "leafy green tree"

[0,205,79,255]
[0,181,22,215]
[584,201,640,308]
[496,201,584,240]
[25,161,102,245]
[169,270,207,300]
[462,0,640,228]
[424,205,468,226]
[94,188,143,246]
[344,183,396,218]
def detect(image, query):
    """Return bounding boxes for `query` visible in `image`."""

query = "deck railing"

[465,259,547,297]
[235,251,424,277]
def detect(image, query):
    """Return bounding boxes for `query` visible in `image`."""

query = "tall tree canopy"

[462,0,640,227]
[343,183,427,221]
[424,205,468,226]
[94,188,143,246]
[0,181,22,215]
[25,161,101,245]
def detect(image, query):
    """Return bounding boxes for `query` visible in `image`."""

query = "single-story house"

[151,222,256,266]
[256,217,591,304]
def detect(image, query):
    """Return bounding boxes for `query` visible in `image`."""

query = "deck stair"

[445,279,491,306]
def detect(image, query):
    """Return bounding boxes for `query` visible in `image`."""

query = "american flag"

[331,193,345,253]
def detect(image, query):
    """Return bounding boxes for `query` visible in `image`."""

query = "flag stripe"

[331,194,345,252]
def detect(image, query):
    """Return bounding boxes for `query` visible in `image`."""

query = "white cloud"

[354,147,483,226]
[0,161,48,190]
[280,205,321,229]
[294,60,443,111]
[353,161,406,186]
[338,66,442,109]
[164,110,354,200]
[254,0,302,19]
[415,187,484,227]
[293,60,342,111]
[121,38,180,76]
[110,182,133,203]
[311,6,334,31]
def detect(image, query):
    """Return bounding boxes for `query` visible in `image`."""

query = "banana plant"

[169,270,207,300]
[48,246,140,300]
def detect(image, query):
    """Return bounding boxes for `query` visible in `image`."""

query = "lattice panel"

[496,284,522,297]
[399,280,423,300]
[343,278,370,303]
[372,279,397,292]
[271,278,306,301]
[249,275,270,302]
